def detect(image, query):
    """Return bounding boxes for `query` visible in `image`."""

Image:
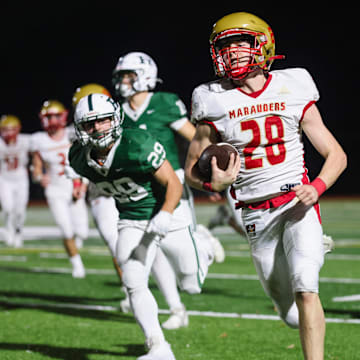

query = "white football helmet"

[74,93,123,149]
[112,52,162,98]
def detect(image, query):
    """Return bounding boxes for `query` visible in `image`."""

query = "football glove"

[146,210,173,239]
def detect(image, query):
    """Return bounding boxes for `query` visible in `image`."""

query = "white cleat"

[323,234,335,254]
[4,232,14,247]
[162,305,189,330]
[137,337,176,360]
[72,265,86,279]
[13,233,23,248]
[197,224,225,263]
[208,205,231,230]
[120,297,132,313]
[120,286,132,313]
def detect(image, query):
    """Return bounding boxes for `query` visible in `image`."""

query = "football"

[197,142,238,181]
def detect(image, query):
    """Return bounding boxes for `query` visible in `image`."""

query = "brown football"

[197,142,238,181]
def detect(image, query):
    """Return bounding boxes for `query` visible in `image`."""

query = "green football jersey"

[121,92,187,171]
[69,128,167,220]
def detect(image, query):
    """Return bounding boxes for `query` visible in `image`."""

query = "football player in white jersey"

[0,115,31,247]
[185,12,347,360]
[112,52,225,329]
[30,100,89,278]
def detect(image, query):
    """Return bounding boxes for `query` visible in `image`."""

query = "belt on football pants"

[234,191,297,210]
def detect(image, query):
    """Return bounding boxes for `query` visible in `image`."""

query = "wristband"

[202,182,213,192]
[310,177,327,197]
[73,179,82,189]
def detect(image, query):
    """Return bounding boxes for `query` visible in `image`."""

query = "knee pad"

[121,261,148,292]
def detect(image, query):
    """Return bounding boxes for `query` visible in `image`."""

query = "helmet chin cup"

[228,66,250,80]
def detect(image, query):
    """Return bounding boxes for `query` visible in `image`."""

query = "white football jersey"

[191,68,319,203]
[0,134,31,181]
[30,127,74,197]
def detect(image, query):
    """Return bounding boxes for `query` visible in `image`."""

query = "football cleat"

[208,205,231,230]
[120,286,132,313]
[137,337,176,360]
[13,234,23,248]
[72,265,86,279]
[323,234,335,255]
[70,254,86,278]
[120,297,132,313]
[196,224,225,263]
[161,305,189,330]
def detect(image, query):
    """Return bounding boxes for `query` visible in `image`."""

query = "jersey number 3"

[242,116,286,169]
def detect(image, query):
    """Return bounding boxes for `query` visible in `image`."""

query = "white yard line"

[332,294,360,302]
[0,255,27,262]
[1,299,359,325]
[226,251,360,261]
[4,265,360,285]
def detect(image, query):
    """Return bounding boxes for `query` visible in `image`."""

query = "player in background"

[30,100,88,278]
[70,93,215,360]
[112,52,225,329]
[184,12,347,360]
[72,83,124,298]
[0,115,31,247]
[71,82,201,329]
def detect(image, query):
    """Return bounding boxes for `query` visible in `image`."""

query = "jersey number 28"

[242,116,286,169]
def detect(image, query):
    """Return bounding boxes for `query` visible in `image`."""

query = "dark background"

[1,3,357,198]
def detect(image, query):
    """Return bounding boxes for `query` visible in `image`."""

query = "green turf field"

[0,198,359,359]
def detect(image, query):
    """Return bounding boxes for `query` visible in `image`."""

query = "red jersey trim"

[300,100,316,123]
[236,74,272,98]
[198,120,222,142]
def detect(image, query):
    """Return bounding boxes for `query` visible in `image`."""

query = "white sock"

[70,254,84,268]
[151,249,183,310]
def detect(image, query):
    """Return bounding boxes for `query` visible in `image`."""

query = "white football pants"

[46,193,89,241]
[0,177,29,243]
[241,198,324,328]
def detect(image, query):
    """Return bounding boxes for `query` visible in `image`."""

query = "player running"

[185,12,347,360]
[112,52,224,328]
[30,100,88,278]
[70,93,214,360]
[0,115,31,247]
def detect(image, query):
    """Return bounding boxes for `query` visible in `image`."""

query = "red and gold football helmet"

[72,83,111,108]
[0,114,21,143]
[39,100,68,134]
[210,12,284,80]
